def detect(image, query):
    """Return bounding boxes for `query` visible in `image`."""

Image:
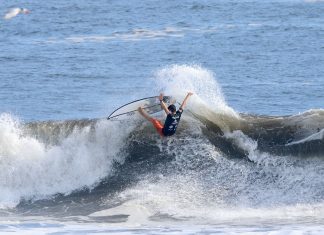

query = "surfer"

[138,92,193,137]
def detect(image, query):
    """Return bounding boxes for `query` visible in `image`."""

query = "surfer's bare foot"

[138,107,144,114]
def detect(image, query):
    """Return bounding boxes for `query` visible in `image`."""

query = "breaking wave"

[0,65,323,225]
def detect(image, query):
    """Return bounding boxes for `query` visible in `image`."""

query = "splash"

[153,65,233,112]
[0,114,133,208]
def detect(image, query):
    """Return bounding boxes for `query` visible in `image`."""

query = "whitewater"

[1,0,324,234]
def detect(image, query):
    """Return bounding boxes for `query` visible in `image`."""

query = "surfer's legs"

[138,107,164,136]
[150,118,164,136]
[138,107,152,121]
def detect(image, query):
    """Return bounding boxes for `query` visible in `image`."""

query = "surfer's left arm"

[179,92,193,111]
[159,93,170,115]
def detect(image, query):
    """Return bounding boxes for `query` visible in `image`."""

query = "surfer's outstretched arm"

[179,92,193,110]
[159,93,170,115]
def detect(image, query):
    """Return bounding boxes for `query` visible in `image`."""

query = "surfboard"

[107,96,175,120]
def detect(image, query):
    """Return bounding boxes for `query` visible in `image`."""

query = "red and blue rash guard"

[162,109,183,136]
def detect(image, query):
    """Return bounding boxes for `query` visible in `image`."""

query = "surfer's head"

[168,104,176,113]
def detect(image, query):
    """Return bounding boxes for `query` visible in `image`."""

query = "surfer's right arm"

[159,93,170,115]
[179,92,193,111]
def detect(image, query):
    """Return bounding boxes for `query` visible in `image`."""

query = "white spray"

[152,65,238,115]
[0,113,134,208]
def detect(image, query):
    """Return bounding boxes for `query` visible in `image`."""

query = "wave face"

[0,66,323,225]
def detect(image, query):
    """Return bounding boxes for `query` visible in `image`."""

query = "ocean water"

[1,0,324,234]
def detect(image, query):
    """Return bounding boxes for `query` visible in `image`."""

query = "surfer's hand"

[159,93,164,101]
[188,92,193,96]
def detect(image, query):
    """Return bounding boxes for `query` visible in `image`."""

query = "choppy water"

[1,0,324,234]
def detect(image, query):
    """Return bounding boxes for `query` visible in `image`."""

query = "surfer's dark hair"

[168,104,176,113]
